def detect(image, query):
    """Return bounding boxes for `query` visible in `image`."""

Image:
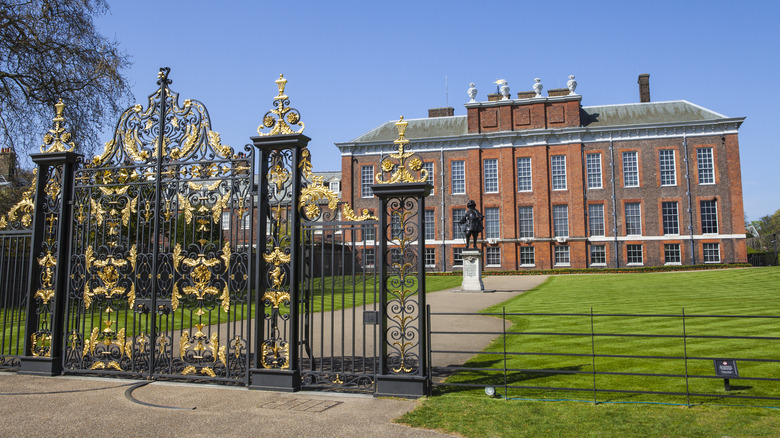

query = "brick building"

[336,75,747,271]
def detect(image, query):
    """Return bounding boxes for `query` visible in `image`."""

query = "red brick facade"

[337,83,747,272]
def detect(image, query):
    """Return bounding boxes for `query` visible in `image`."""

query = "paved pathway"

[0,275,547,437]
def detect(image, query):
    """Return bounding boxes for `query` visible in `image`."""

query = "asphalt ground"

[0,275,547,437]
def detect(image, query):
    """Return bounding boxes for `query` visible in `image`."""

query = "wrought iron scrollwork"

[384,196,421,374]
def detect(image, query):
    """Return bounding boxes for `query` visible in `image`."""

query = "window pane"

[485,207,500,239]
[453,247,463,266]
[425,248,436,267]
[588,204,605,237]
[700,200,718,234]
[484,159,498,193]
[486,247,501,266]
[662,202,679,235]
[664,244,681,264]
[703,243,720,263]
[520,246,535,265]
[554,245,570,265]
[391,212,402,239]
[517,157,532,191]
[553,205,568,237]
[451,161,465,194]
[361,166,374,197]
[518,206,534,238]
[424,209,435,241]
[697,148,714,184]
[622,151,639,187]
[423,162,434,194]
[363,221,376,242]
[659,150,677,186]
[452,209,466,239]
[625,203,642,235]
[363,248,375,267]
[586,153,602,189]
[590,245,606,265]
[551,155,567,190]
[221,211,230,230]
[627,244,643,264]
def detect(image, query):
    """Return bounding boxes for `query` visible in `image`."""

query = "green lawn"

[399,267,780,437]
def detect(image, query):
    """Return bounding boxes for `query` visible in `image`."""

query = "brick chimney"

[638,74,650,103]
[0,148,15,181]
[428,107,455,118]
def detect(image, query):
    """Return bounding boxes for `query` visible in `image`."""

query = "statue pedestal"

[460,249,485,292]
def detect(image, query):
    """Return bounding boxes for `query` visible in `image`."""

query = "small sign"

[713,359,739,378]
[363,311,379,325]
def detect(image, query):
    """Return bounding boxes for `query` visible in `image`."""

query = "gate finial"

[374,116,429,184]
[257,74,305,136]
[40,99,76,153]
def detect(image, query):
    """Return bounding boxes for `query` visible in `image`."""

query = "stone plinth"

[460,249,485,292]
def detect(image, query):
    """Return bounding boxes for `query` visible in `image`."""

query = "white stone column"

[460,249,485,292]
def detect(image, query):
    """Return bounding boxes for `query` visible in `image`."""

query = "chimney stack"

[428,107,454,118]
[638,74,650,103]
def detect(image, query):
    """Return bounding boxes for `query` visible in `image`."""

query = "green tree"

[748,209,780,252]
[0,0,132,159]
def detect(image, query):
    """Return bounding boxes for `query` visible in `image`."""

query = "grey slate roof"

[581,101,727,127]
[342,101,729,143]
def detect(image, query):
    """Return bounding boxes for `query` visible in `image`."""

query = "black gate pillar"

[371,117,432,398]
[20,101,82,375]
[249,75,308,391]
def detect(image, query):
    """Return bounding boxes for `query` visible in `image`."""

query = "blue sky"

[94,0,779,220]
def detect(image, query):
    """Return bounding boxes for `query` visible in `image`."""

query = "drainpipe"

[683,132,695,264]
[609,137,619,267]
[581,144,588,267]
[440,147,446,272]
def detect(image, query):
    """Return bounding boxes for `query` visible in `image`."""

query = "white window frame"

[625,202,642,236]
[703,243,721,263]
[424,248,436,268]
[221,211,230,230]
[622,151,639,188]
[485,207,500,239]
[554,245,570,266]
[329,180,340,193]
[483,159,498,193]
[553,205,569,238]
[452,209,466,240]
[664,243,681,265]
[662,201,679,235]
[518,206,534,238]
[551,155,567,190]
[586,153,602,189]
[697,147,715,185]
[424,209,435,241]
[590,245,606,266]
[519,246,535,267]
[659,150,677,186]
[588,204,605,237]
[486,247,501,267]
[361,166,374,198]
[627,244,643,265]
[700,200,719,234]
[423,162,434,194]
[451,161,465,194]
[517,157,532,192]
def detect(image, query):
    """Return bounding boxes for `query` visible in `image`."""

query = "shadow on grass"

[432,359,587,395]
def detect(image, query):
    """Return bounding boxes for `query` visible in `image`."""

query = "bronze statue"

[459,200,484,249]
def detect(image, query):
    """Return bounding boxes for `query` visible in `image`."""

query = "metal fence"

[427,307,780,407]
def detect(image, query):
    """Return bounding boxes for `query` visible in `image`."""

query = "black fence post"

[19,103,82,375]
[371,116,432,398]
[248,75,308,391]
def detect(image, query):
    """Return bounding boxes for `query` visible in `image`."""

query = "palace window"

[424,209,435,241]
[551,155,567,190]
[519,247,535,266]
[423,162,434,194]
[697,148,715,184]
[554,245,570,266]
[452,209,466,240]
[700,200,718,234]
[627,244,643,265]
[622,151,639,187]
[586,153,602,189]
[485,207,500,239]
[361,166,374,198]
[484,159,498,193]
[451,161,465,194]
[662,202,679,235]
[588,204,605,237]
[518,206,534,238]
[486,247,501,266]
[590,245,606,265]
[665,244,681,264]
[703,243,720,263]
[659,150,677,186]
[553,205,569,238]
[517,157,532,192]
[625,203,642,236]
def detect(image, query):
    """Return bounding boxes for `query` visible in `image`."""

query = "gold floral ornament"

[41,99,76,153]
[374,116,428,184]
[257,74,305,136]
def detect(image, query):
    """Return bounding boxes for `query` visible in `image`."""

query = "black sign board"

[713,359,739,378]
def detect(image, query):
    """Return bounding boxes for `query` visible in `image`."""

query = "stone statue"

[459,200,484,249]
[467,83,477,102]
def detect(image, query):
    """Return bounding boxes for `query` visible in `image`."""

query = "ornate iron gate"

[62,68,254,382]
[299,195,380,391]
